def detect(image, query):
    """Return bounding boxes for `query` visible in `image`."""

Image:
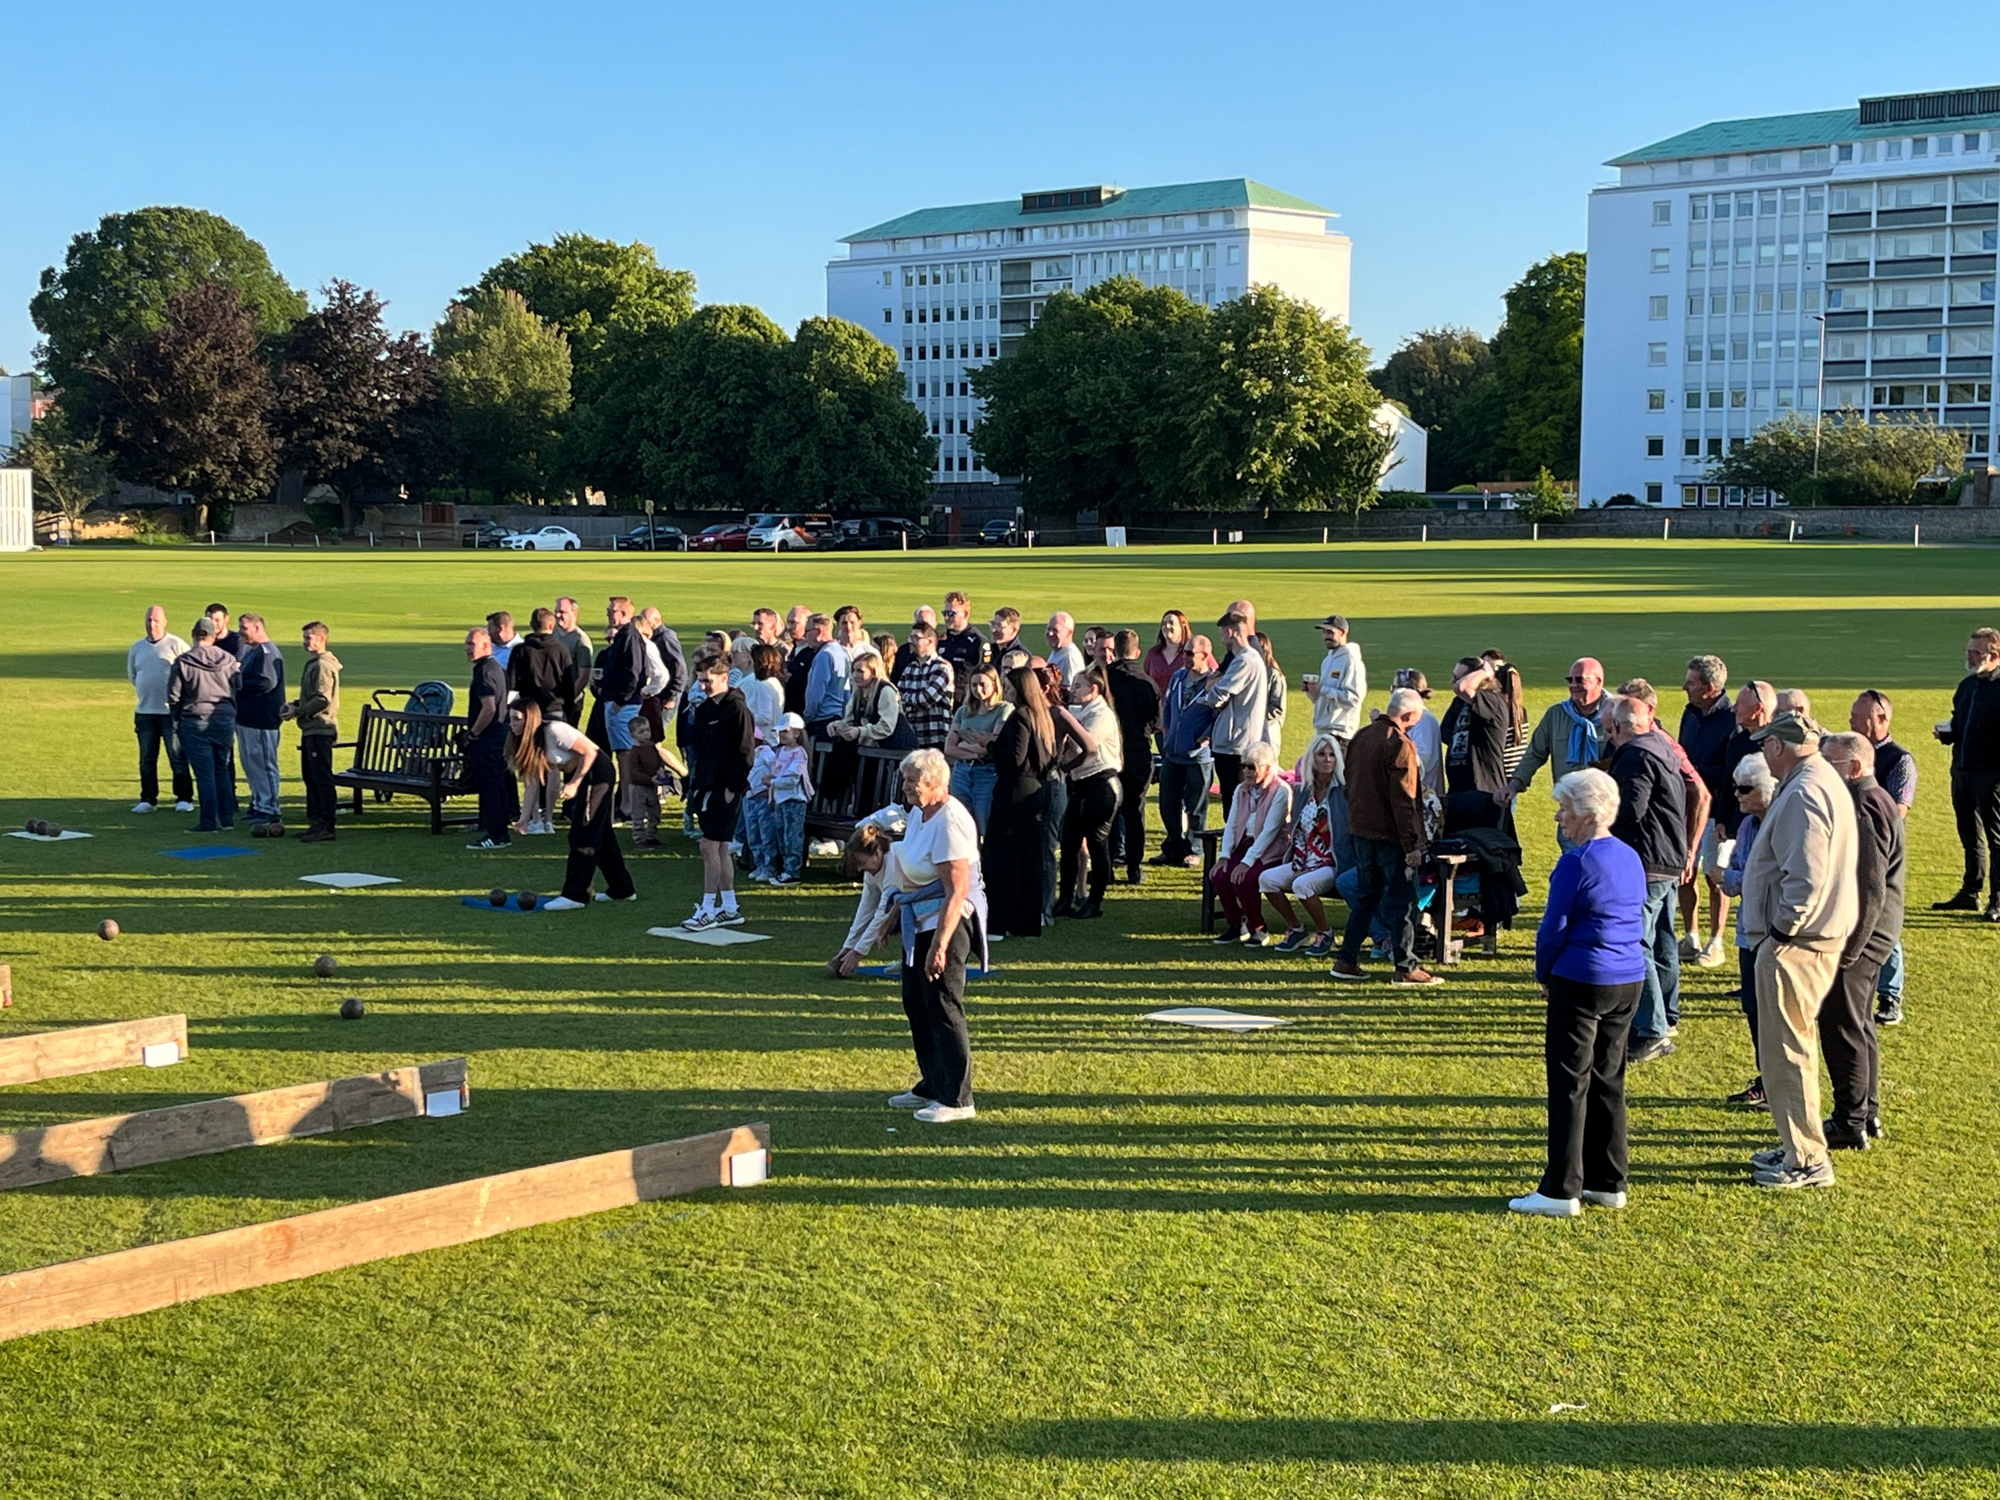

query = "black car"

[831,516,929,550]
[978,518,1020,546]
[613,522,689,552]
[461,520,516,549]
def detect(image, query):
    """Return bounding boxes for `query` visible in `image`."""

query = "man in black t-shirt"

[464,627,513,850]
[1106,630,1161,881]
[1440,656,1510,830]
[938,591,989,700]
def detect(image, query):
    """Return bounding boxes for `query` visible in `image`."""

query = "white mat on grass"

[1144,1006,1291,1032]
[299,872,402,888]
[647,925,773,947]
[7,830,92,842]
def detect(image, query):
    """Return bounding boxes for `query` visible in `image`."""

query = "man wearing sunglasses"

[1498,658,1606,850]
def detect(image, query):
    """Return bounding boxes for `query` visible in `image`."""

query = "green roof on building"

[840,178,1333,244]
[1609,104,2000,166]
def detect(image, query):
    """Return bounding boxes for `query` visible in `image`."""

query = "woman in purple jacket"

[1511,767,1648,1218]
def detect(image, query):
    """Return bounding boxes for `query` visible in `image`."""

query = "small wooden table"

[1196,827,1225,932]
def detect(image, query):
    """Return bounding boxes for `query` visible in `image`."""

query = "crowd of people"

[125,594,2000,1170]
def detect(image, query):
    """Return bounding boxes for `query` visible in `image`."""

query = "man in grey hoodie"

[166,617,242,832]
[1197,611,1268,796]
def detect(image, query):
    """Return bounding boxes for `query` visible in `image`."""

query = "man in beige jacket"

[1738,710,1857,1188]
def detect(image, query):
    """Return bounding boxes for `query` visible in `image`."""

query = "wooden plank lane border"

[0,1059,471,1192]
[0,1122,771,1343]
[0,1016,189,1089]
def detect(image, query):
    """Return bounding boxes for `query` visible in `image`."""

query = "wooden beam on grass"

[0,1122,771,1343]
[0,1015,187,1089]
[0,1058,470,1192]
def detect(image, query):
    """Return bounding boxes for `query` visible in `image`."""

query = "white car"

[744,512,832,551]
[505,525,582,552]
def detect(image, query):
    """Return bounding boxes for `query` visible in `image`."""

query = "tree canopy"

[1439,252,1586,483]
[432,288,572,502]
[30,207,305,438]
[1712,410,1966,505]
[750,317,934,516]
[1371,326,1492,489]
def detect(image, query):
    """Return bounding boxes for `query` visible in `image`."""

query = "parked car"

[744,512,835,551]
[613,522,688,552]
[691,523,750,552]
[504,525,582,551]
[460,520,516,549]
[979,518,1021,546]
[831,515,930,550]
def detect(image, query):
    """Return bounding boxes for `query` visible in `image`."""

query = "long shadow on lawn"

[992,1415,2000,1471]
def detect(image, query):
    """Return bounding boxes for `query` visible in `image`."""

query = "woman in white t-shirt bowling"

[508,702,635,910]
[887,748,986,1123]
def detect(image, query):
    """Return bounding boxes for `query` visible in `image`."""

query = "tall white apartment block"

[827,179,1352,484]
[1582,86,2000,508]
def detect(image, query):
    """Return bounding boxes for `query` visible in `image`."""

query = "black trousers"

[1538,975,1641,1200]
[984,781,1048,937]
[467,735,513,843]
[1059,770,1122,905]
[1112,758,1152,872]
[1821,955,1883,1133]
[901,923,972,1107]
[1951,767,2000,896]
[135,712,193,806]
[1211,753,1243,806]
[563,767,634,903]
[300,736,337,833]
[1738,944,1760,1062]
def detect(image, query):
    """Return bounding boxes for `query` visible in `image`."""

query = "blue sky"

[5,1,1992,376]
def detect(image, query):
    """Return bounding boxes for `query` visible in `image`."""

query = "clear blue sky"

[6,1,1992,376]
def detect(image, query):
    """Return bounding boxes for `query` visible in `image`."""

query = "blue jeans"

[950,760,997,837]
[1156,758,1209,861]
[135,712,192,807]
[1334,866,1391,946]
[237,725,281,821]
[182,717,239,828]
[742,796,774,871]
[1041,776,1068,923]
[1632,877,1681,1041]
[1338,836,1417,971]
[1877,941,1904,1002]
[774,798,806,878]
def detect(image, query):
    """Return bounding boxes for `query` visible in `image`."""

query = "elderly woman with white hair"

[886,747,988,1124]
[1208,740,1293,944]
[1718,752,1779,1109]
[1510,766,1648,1218]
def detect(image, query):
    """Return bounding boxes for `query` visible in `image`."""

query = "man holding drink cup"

[1307,614,1367,757]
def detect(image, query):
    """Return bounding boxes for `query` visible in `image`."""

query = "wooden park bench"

[331,704,475,834]
[803,741,905,852]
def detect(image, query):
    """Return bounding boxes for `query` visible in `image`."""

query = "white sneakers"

[132,802,154,814]
[887,1091,933,1109]
[541,896,586,911]
[1508,1192,1582,1218]
[914,1103,976,1123]
[712,908,746,927]
[593,891,639,903]
[682,908,717,931]
[174,800,195,813]
[1580,1189,1627,1209]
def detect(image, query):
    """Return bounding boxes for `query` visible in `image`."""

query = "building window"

[883,310,892,324]
[1646,483,1664,504]
[1684,390,1701,410]
[1650,247,1670,271]
[1647,389,1667,411]
[1799,147,1830,168]
[1652,201,1672,225]
[1837,143,1854,163]
[1714,156,1730,174]
[1685,338,1702,362]
[1708,390,1724,409]
[1649,342,1668,366]
[902,346,912,361]
[1708,437,1723,458]
[1648,296,1668,319]
[1912,137,1930,158]
[1966,134,1983,153]
[904,309,913,323]
[1646,436,1665,457]
[1730,389,1748,408]
[1685,438,1701,457]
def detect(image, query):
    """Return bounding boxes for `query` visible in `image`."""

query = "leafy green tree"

[1371,326,1491,488]
[432,288,572,502]
[971,278,1208,522]
[5,405,113,533]
[30,207,305,438]
[93,281,279,534]
[473,235,695,402]
[1514,466,1576,524]
[1713,409,1966,505]
[1444,252,1586,482]
[635,304,786,511]
[1185,284,1383,512]
[274,281,452,528]
[750,317,933,516]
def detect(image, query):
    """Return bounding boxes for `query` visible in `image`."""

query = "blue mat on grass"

[462,895,546,913]
[856,963,999,980]
[163,845,258,861]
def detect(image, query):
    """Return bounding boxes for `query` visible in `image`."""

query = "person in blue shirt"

[1511,768,1648,1219]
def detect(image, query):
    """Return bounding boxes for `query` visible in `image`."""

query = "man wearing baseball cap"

[1737,710,1857,1189]
[1307,614,1366,753]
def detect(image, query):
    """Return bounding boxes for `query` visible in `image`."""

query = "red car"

[691,523,749,552]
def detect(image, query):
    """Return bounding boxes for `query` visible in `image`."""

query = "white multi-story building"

[1582,86,1999,507]
[827,179,1353,485]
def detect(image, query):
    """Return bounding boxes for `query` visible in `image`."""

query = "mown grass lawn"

[0,539,1996,1498]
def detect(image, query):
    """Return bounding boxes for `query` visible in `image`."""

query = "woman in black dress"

[984,666,1059,937]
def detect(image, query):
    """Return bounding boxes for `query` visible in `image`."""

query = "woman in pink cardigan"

[1210,741,1294,944]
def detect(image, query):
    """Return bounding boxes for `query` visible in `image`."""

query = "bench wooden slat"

[333,703,475,833]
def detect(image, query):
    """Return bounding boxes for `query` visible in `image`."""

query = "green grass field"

[1,540,1996,1498]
